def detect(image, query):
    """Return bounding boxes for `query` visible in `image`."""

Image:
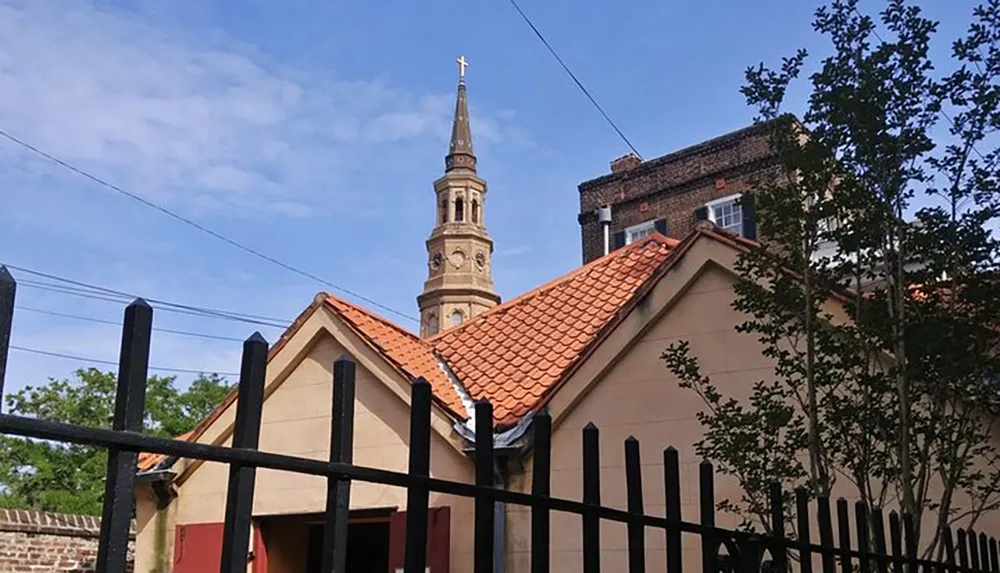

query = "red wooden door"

[173,521,267,572]
[173,522,224,573]
[388,506,451,573]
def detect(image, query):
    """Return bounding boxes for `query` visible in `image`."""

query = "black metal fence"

[0,266,997,573]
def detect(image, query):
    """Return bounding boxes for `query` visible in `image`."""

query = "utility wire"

[19,282,289,329]
[4,264,291,329]
[10,345,239,377]
[15,306,245,343]
[18,278,289,326]
[507,0,642,159]
[0,128,419,324]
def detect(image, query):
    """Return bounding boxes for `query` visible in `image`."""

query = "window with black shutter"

[612,230,626,250]
[739,193,757,240]
[654,218,668,235]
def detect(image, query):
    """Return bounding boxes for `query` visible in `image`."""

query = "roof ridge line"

[427,234,678,342]
[324,293,431,348]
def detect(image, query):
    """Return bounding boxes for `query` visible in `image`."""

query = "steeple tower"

[417,56,500,337]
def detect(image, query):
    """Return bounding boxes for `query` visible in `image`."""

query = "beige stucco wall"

[506,262,763,573]
[503,243,1000,573]
[134,313,476,573]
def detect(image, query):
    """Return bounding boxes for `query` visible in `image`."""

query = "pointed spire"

[445,55,476,173]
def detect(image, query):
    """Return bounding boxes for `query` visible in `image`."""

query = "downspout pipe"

[598,205,612,256]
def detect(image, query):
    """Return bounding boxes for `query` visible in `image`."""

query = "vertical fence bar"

[890,512,904,573]
[942,527,957,573]
[699,460,716,573]
[770,482,787,573]
[664,447,683,573]
[981,534,992,573]
[582,423,601,573]
[988,537,998,573]
[95,299,153,573]
[321,357,357,573]
[0,266,15,398]
[958,530,970,571]
[530,411,552,573]
[796,489,813,573]
[818,497,837,573]
[871,507,889,573]
[969,529,982,573]
[475,400,495,573]
[835,499,852,573]
[403,378,432,573]
[219,333,269,573]
[856,501,871,573]
[904,514,919,573]
[625,436,645,573]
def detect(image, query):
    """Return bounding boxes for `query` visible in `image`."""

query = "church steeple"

[417,56,500,338]
[446,55,476,173]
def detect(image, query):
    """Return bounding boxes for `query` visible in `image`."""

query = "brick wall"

[577,121,782,264]
[0,509,135,572]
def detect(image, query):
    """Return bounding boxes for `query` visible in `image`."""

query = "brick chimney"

[610,153,642,174]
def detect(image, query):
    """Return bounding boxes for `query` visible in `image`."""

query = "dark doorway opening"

[259,512,392,573]
[303,520,391,573]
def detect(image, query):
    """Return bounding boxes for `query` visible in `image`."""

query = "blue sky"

[0,0,982,394]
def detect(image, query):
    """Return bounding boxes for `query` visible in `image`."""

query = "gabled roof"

[322,294,465,417]
[138,233,684,470]
[431,234,679,425]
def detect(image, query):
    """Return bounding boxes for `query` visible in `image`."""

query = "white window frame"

[624,220,656,245]
[705,193,744,236]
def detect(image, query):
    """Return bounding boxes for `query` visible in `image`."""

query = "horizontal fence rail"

[0,267,996,573]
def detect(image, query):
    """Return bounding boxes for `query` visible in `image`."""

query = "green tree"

[0,368,231,515]
[662,0,1000,555]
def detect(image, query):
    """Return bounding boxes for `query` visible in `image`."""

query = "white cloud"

[0,0,525,218]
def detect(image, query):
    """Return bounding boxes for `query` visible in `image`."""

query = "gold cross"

[457,55,469,80]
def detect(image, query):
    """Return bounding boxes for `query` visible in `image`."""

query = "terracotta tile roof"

[138,233,681,471]
[321,295,466,417]
[137,431,192,471]
[431,234,678,426]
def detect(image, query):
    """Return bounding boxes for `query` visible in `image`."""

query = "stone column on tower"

[417,56,501,337]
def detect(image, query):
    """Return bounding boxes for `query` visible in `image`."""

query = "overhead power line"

[3,264,291,330]
[10,345,239,377]
[20,281,288,329]
[0,128,419,324]
[507,0,642,159]
[15,306,245,343]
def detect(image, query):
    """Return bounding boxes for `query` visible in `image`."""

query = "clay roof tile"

[430,234,676,427]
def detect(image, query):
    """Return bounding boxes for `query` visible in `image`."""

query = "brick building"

[577,120,782,264]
